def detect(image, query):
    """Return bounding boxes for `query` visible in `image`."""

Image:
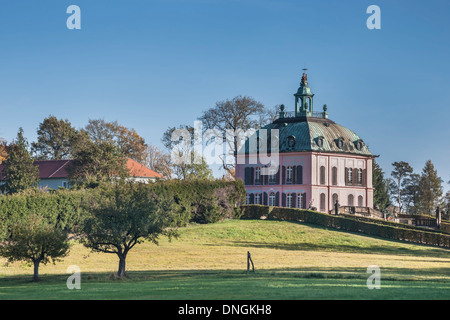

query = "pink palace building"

[235,73,376,213]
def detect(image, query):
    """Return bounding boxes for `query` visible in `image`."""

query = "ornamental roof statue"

[301,72,308,84]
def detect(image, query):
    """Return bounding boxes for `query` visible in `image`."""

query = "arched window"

[320,166,326,185]
[287,193,293,208]
[358,195,364,207]
[298,98,303,110]
[255,167,261,184]
[332,193,339,206]
[317,137,324,148]
[348,194,354,206]
[320,193,326,212]
[269,192,276,206]
[332,167,338,186]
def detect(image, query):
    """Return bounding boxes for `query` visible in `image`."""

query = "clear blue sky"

[0,0,449,190]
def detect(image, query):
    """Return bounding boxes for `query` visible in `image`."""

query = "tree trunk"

[118,255,127,278]
[397,178,402,217]
[33,259,40,282]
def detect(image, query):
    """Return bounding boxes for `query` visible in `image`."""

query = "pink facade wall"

[236,152,374,213]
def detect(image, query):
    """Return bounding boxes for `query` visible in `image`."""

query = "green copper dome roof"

[238,72,374,157]
[240,117,373,156]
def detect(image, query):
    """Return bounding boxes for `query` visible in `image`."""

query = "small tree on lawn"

[80,183,179,278]
[0,214,70,282]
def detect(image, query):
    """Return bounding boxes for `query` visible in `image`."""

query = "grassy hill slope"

[1,219,449,299]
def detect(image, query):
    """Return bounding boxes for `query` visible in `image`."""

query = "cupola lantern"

[294,71,314,117]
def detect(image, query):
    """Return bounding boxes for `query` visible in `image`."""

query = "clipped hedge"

[240,204,272,219]
[241,205,450,248]
[441,222,450,233]
[0,179,247,240]
[0,188,93,240]
[339,214,450,235]
[147,179,246,224]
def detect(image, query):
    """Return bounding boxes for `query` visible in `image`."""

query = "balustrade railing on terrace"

[279,111,328,119]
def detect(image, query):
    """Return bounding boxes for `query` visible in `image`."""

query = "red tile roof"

[0,159,164,180]
[126,158,164,179]
[37,160,72,179]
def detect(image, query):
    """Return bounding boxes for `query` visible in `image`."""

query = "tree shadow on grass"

[216,240,450,260]
[3,266,450,286]
[211,220,450,259]
[2,267,449,300]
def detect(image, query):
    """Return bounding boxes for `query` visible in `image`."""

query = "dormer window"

[316,136,324,148]
[287,136,296,148]
[336,137,344,149]
[355,139,364,151]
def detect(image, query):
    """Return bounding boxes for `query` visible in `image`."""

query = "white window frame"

[357,169,363,185]
[255,193,261,205]
[286,166,293,183]
[347,168,353,184]
[269,192,276,206]
[255,167,261,184]
[269,167,277,184]
[297,194,303,209]
[287,193,293,208]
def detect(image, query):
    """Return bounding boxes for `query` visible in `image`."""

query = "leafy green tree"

[372,160,391,212]
[68,139,129,187]
[415,160,444,216]
[391,161,413,215]
[0,214,70,282]
[1,128,40,194]
[172,152,214,181]
[80,183,179,277]
[0,138,7,164]
[31,116,77,160]
[445,190,450,221]
[85,119,148,164]
[401,173,421,214]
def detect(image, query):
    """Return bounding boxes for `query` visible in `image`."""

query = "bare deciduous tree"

[199,95,265,177]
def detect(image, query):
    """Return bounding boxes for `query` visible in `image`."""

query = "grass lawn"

[1,219,449,299]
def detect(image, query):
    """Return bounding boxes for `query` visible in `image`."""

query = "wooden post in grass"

[247,251,255,274]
